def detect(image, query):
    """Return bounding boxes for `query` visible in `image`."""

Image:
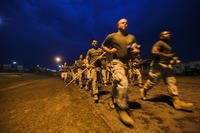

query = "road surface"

[0,73,199,132]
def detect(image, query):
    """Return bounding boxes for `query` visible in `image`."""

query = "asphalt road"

[0,73,199,133]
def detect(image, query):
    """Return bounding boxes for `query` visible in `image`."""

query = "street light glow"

[55,56,61,63]
[12,61,17,64]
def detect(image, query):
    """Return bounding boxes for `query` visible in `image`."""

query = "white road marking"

[0,80,40,92]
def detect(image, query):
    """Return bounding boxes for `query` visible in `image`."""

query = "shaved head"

[160,31,171,40]
[117,18,127,25]
[160,31,170,36]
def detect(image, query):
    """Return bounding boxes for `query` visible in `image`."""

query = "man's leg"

[166,76,193,110]
[111,60,134,126]
[91,68,98,103]
[135,68,143,88]
[78,68,83,88]
[101,68,107,86]
[140,70,160,100]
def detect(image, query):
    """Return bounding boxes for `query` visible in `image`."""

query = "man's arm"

[101,45,117,53]
[101,34,117,54]
[152,46,174,58]
[130,43,140,54]
[85,55,90,67]
[85,49,91,68]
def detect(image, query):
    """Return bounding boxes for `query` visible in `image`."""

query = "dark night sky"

[0,0,199,68]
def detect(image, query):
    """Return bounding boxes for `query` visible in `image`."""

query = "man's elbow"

[152,51,159,55]
[101,45,106,51]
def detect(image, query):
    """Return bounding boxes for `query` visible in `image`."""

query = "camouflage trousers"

[133,68,142,84]
[86,66,101,95]
[111,59,129,110]
[101,68,107,84]
[77,68,84,87]
[128,67,142,85]
[61,72,67,81]
[71,71,76,80]
[143,63,179,96]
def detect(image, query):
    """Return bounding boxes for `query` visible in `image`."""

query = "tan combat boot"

[94,94,99,103]
[138,83,143,88]
[140,88,147,100]
[172,96,193,110]
[84,85,89,91]
[108,98,115,109]
[79,85,83,89]
[118,110,134,126]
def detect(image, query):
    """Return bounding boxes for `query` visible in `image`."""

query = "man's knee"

[145,79,155,87]
[166,77,176,84]
[166,77,179,95]
[120,77,128,88]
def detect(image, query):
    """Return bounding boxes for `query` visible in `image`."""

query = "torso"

[87,48,103,66]
[103,32,136,63]
[153,40,172,63]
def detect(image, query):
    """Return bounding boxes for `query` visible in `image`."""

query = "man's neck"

[92,46,98,50]
[161,38,170,44]
[117,30,127,36]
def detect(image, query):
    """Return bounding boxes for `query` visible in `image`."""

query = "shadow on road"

[147,94,193,112]
[147,94,173,106]
[128,101,142,109]
[99,90,110,96]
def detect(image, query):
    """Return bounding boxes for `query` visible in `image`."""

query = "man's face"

[161,31,171,40]
[91,40,98,47]
[118,19,128,31]
[80,54,83,59]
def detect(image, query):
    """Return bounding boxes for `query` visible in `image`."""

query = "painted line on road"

[0,80,40,92]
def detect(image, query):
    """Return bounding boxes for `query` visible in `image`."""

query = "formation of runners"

[60,18,193,126]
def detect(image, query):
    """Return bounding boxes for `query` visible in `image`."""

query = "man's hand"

[164,53,175,58]
[131,48,140,54]
[101,45,117,54]
[86,64,90,68]
[110,48,117,53]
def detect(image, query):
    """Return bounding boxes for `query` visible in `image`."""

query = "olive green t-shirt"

[75,59,85,69]
[61,65,68,72]
[102,32,136,62]
[86,48,104,67]
[152,40,172,63]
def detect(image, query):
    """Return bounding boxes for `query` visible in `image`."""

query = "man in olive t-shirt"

[75,54,85,89]
[85,39,104,103]
[101,18,140,126]
[140,31,193,110]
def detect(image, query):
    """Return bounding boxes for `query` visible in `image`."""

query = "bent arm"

[101,45,117,53]
[152,46,174,58]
